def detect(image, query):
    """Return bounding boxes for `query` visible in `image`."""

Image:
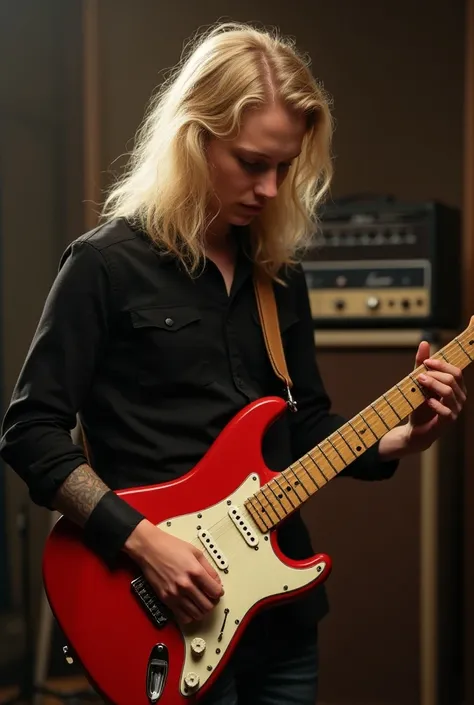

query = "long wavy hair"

[101,22,334,276]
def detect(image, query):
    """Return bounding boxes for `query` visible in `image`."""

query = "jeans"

[200,614,319,705]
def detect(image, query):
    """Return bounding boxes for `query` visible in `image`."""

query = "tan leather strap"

[253,268,297,411]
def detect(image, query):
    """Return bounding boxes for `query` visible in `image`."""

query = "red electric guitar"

[42,322,473,705]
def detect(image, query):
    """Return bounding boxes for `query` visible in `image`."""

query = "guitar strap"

[253,267,297,412]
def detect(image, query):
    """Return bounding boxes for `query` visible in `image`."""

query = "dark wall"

[0,0,83,613]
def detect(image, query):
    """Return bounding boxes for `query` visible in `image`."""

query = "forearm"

[52,463,146,565]
[378,425,410,462]
[52,463,110,526]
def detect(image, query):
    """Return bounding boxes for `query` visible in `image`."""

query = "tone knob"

[366,296,380,310]
[191,637,206,656]
[184,672,200,691]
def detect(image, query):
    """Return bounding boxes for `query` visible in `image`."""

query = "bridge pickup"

[197,530,229,570]
[228,506,259,547]
[131,576,169,628]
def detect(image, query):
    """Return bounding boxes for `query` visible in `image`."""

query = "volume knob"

[366,296,380,310]
[191,638,206,656]
[184,672,200,691]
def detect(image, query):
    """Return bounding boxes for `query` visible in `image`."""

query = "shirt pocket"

[130,305,211,388]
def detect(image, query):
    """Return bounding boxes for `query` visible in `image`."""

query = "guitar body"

[43,397,332,705]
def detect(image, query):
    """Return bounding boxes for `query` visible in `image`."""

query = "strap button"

[165,317,174,327]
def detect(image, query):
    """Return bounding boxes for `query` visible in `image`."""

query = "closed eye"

[238,158,266,174]
[238,158,293,174]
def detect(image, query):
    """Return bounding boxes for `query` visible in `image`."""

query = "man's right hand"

[124,519,224,624]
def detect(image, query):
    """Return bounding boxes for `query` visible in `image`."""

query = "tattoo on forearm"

[53,464,109,526]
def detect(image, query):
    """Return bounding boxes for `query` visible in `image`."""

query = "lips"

[241,203,263,212]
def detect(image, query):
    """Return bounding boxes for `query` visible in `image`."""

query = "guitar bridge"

[131,576,169,628]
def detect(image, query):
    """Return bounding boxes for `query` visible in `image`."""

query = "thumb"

[196,552,224,594]
[415,340,431,368]
[197,551,220,581]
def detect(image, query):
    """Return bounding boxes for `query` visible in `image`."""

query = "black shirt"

[0,217,398,627]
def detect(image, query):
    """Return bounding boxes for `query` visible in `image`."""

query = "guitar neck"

[245,325,474,533]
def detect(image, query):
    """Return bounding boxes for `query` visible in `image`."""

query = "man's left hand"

[379,340,467,460]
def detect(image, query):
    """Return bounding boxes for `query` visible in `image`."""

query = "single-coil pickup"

[228,506,259,547]
[197,530,229,570]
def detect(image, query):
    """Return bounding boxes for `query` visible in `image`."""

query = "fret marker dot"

[411,387,416,393]
[356,446,362,452]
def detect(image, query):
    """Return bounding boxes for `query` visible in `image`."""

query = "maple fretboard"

[245,324,474,532]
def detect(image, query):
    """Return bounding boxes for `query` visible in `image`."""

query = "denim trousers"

[200,614,319,705]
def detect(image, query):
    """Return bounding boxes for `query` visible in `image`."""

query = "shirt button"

[165,317,174,327]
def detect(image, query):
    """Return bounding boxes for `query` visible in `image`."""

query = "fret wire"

[439,351,449,363]
[246,501,268,531]
[289,465,310,499]
[253,492,274,519]
[256,490,279,525]
[359,407,384,440]
[335,429,358,459]
[440,344,463,366]
[438,344,461,365]
[244,502,262,530]
[273,476,297,510]
[316,443,339,475]
[262,483,286,519]
[346,419,368,449]
[356,413,379,442]
[396,382,415,410]
[327,435,352,464]
[370,403,390,430]
[362,406,382,428]
[382,393,402,421]
[307,451,331,482]
[295,459,321,490]
[248,496,271,530]
[409,373,427,397]
[456,337,473,361]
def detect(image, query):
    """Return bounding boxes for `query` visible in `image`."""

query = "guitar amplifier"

[303,198,461,329]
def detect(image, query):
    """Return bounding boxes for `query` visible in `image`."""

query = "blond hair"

[102,22,334,276]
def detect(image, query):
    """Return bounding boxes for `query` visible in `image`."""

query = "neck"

[205,220,234,254]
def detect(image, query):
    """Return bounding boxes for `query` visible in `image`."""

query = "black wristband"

[83,490,145,567]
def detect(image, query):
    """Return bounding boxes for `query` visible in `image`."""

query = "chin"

[229,213,256,226]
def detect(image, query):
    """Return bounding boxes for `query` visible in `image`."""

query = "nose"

[254,170,279,200]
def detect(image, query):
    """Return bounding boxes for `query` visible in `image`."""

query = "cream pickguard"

[158,474,328,696]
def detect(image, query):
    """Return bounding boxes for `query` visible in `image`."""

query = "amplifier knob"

[366,296,380,310]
